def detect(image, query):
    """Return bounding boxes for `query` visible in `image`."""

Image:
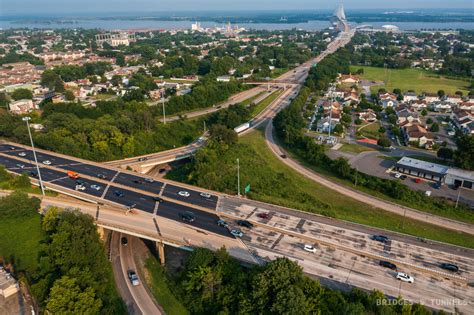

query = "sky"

[1,0,473,15]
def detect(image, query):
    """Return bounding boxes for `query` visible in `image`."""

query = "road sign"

[244,184,251,194]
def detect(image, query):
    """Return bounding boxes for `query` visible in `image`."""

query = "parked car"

[396,272,414,283]
[90,185,102,191]
[304,244,317,253]
[433,182,441,189]
[121,237,128,246]
[440,263,459,272]
[75,184,86,191]
[42,160,52,165]
[414,178,423,183]
[217,219,228,228]
[379,261,397,270]
[128,270,140,286]
[114,190,124,197]
[400,175,407,180]
[237,220,254,229]
[371,235,390,243]
[178,191,190,197]
[425,190,432,197]
[181,212,195,223]
[199,192,211,198]
[257,213,270,219]
[394,173,402,179]
[230,229,244,238]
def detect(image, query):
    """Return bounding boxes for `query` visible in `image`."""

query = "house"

[409,100,428,111]
[379,92,399,108]
[339,73,360,85]
[452,109,474,134]
[356,109,377,122]
[431,101,454,113]
[403,123,434,148]
[322,101,343,112]
[423,93,439,103]
[444,95,462,104]
[8,99,36,114]
[344,90,360,105]
[316,116,340,133]
[396,108,420,125]
[458,102,474,112]
[403,92,418,102]
[216,75,231,82]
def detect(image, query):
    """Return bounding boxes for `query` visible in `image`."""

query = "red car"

[257,213,270,219]
[414,178,422,184]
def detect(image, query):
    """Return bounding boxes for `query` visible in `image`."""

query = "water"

[0,19,473,31]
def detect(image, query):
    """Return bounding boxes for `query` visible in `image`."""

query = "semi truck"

[234,122,250,134]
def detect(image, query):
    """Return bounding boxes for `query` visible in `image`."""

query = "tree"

[437,147,453,161]
[11,88,33,100]
[429,123,439,132]
[377,137,391,148]
[64,90,75,101]
[0,92,9,108]
[454,135,474,170]
[333,124,343,135]
[421,109,428,116]
[354,118,363,125]
[12,173,31,188]
[426,117,433,124]
[46,276,102,314]
[41,70,63,91]
[209,124,237,146]
[437,90,445,98]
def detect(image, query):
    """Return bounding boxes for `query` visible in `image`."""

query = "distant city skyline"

[1,0,473,15]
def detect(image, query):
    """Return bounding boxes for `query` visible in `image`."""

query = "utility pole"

[455,189,461,209]
[161,97,166,124]
[355,167,358,186]
[237,158,241,197]
[328,83,335,139]
[22,117,45,196]
[203,121,206,133]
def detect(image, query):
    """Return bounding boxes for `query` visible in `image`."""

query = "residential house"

[216,75,231,82]
[430,101,454,113]
[452,109,474,134]
[458,102,474,112]
[379,92,399,108]
[403,92,418,102]
[409,100,428,111]
[338,73,360,85]
[9,99,36,114]
[396,108,420,125]
[403,123,434,149]
[356,109,377,122]
[316,116,340,133]
[444,95,462,104]
[423,93,439,103]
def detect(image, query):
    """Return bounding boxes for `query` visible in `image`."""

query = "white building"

[9,99,36,114]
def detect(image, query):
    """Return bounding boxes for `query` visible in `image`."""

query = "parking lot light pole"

[22,116,45,196]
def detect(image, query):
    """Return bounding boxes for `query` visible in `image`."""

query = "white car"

[178,191,190,197]
[304,244,317,253]
[128,270,140,286]
[42,160,52,165]
[394,173,402,179]
[200,192,211,198]
[396,272,414,283]
[230,229,244,238]
[18,152,26,157]
[425,190,432,197]
[90,185,102,191]
[144,178,154,183]
[75,184,86,191]
[16,163,25,169]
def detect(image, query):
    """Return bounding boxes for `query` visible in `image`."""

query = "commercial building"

[394,157,474,190]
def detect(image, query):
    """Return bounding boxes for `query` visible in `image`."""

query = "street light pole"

[455,189,461,209]
[22,117,45,196]
[328,83,335,139]
[237,158,241,197]
[161,98,166,125]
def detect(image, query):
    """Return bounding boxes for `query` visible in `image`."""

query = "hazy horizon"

[1,0,473,16]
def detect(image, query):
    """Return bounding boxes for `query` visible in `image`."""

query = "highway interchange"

[1,30,473,313]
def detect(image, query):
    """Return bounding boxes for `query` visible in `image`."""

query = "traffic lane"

[53,176,106,198]
[162,184,218,209]
[64,163,118,180]
[0,155,36,170]
[157,201,230,238]
[0,144,24,152]
[113,172,164,194]
[2,147,77,167]
[103,187,155,213]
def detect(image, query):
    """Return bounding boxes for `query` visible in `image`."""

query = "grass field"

[169,129,474,248]
[358,122,381,140]
[250,89,283,118]
[0,214,43,273]
[350,66,470,95]
[145,257,189,315]
[239,91,266,107]
[339,143,375,154]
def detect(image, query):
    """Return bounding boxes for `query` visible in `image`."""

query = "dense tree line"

[162,247,435,315]
[305,48,351,92]
[0,52,44,65]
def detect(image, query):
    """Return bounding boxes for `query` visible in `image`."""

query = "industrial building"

[394,157,474,190]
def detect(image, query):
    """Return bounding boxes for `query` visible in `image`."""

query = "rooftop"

[396,157,449,175]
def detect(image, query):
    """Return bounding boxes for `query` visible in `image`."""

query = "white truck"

[234,122,250,134]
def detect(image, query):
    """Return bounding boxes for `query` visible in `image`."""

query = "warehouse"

[445,168,474,190]
[395,157,448,182]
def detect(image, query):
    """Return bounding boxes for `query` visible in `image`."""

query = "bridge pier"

[156,241,166,265]
[97,225,106,241]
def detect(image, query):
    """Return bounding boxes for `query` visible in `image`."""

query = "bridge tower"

[330,4,350,32]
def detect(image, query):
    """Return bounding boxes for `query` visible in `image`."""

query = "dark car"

[280,154,287,159]
[433,182,441,189]
[440,263,459,272]
[138,157,148,161]
[379,260,397,270]
[133,179,144,184]
[371,235,390,243]
[400,175,407,180]
[76,179,85,185]
[257,213,270,219]
[237,220,254,229]
[159,168,167,173]
[121,237,128,246]
[28,170,38,177]
[181,212,195,223]
[97,174,107,180]
[153,196,164,203]
[114,190,124,197]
